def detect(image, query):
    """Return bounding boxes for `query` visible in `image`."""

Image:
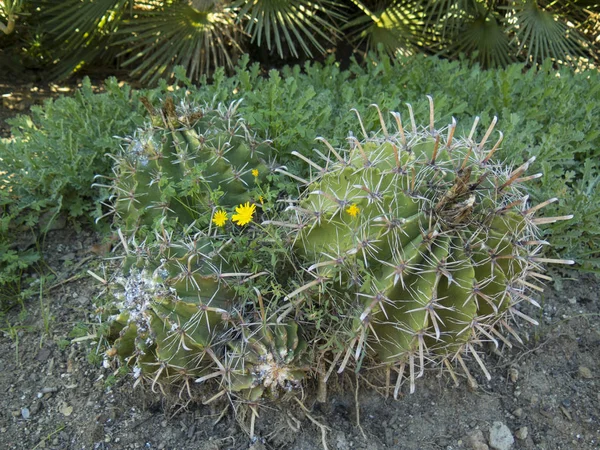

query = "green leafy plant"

[0,77,144,308]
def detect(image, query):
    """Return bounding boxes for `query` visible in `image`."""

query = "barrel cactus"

[97,96,275,234]
[103,228,310,400]
[280,98,573,396]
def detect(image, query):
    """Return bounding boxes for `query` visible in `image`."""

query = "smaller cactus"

[104,230,238,394]
[227,321,310,400]
[96,97,275,234]
[102,225,311,402]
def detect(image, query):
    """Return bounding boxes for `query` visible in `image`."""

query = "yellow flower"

[258,195,264,204]
[232,202,256,226]
[252,169,259,177]
[346,204,360,217]
[212,210,228,227]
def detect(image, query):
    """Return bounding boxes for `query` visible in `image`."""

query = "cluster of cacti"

[277,98,573,396]
[100,97,310,402]
[96,96,274,234]
[100,96,572,407]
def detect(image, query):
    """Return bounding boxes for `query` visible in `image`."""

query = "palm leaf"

[37,0,131,50]
[448,12,515,67]
[28,0,131,78]
[506,0,590,63]
[115,1,240,84]
[419,0,481,42]
[346,0,428,56]
[233,0,345,58]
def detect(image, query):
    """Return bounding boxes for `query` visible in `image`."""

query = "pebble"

[515,427,528,440]
[489,422,514,450]
[21,407,30,419]
[59,402,73,417]
[512,408,524,418]
[508,368,518,383]
[29,400,42,415]
[466,429,489,450]
[578,366,593,379]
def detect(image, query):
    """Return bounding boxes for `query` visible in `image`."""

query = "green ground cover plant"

[0,77,144,310]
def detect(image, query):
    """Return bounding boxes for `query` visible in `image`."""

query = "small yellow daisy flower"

[252,169,259,177]
[346,204,360,217]
[212,210,228,227]
[232,202,256,226]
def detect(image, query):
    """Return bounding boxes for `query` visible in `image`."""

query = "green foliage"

[4,0,597,83]
[0,77,144,308]
[1,77,144,224]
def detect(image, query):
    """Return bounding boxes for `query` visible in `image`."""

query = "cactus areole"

[284,98,573,395]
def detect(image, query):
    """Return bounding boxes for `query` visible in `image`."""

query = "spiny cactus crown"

[96,97,275,234]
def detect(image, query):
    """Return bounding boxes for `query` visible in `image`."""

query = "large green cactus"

[98,97,274,233]
[282,98,573,395]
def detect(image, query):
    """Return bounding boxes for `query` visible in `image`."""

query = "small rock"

[512,408,524,418]
[508,368,518,383]
[248,443,266,450]
[29,400,42,416]
[489,422,514,450]
[578,366,593,379]
[466,429,489,450]
[35,347,52,362]
[21,408,30,419]
[515,427,528,440]
[59,402,73,417]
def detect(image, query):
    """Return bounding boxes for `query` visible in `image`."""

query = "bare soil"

[0,224,598,450]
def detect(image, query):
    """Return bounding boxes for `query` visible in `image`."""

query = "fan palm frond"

[115,1,241,84]
[448,12,515,68]
[346,0,427,56]
[506,0,590,63]
[38,0,131,51]
[233,0,345,58]
[420,0,480,41]
[27,0,131,78]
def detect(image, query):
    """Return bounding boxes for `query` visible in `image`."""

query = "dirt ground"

[0,223,598,450]
[1,79,599,450]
